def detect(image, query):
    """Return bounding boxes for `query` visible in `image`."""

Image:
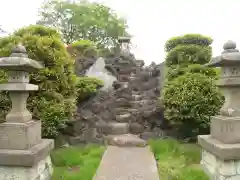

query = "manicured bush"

[165,44,212,66]
[164,34,213,67]
[76,77,103,103]
[0,25,77,138]
[166,64,219,81]
[164,34,213,52]
[162,73,224,139]
[161,34,221,139]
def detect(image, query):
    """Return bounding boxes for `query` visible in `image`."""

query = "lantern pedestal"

[199,135,240,179]
[0,45,54,180]
[0,139,53,180]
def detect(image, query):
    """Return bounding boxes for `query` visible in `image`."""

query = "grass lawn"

[149,139,209,180]
[50,144,105,180]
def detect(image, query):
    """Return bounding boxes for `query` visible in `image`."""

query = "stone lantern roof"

[118,36,131,44]
[206,40,240,67]
[0,44,43,72]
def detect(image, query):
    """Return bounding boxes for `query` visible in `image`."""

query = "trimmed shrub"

[161,33,222,140]
[0,25,77,138]
[162,73,224,139]
[165,45,212,66]
[76,77,103,103]
[164,34,213,52]
[165,34,212,67]
[165,34,213,66]
[166,64,219,81]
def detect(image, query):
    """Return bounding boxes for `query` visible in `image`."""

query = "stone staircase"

[102,74,148,147]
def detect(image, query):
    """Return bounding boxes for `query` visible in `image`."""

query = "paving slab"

[93,146,160,180]
[104,134,147,147]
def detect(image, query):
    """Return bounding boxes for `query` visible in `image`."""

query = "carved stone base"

[0,139,54,166]
[0,155,52,180]
[0,120,42,150]
[199,135,240,180]
[201,149,240,180]
[198,135,240,160]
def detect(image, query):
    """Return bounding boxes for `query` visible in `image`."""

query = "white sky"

[1,0,240,65]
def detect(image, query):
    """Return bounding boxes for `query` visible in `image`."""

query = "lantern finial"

[223,40,236,50]
[222,40,238,54]
[10,43,28,58]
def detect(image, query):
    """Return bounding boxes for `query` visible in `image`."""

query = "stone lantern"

[118,36,131,52]
[0,44,54,180]
[198,41,240,179]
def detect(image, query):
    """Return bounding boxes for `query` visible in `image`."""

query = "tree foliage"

[37,0,128,48]
[67,39,98,58]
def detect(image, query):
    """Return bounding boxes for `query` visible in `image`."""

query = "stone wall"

[63,51,167,145]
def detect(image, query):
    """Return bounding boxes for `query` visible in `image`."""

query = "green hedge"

[0,25,77,138]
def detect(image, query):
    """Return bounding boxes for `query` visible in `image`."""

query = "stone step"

[127,108,139,114]
[116,113,133,122]
[115,108,139,115]
[98,122,130,135]
[132,94,142,101]
[131,100,150,108]
[104,134,147,147]
[132,91,141,95]
[116,98,132,107]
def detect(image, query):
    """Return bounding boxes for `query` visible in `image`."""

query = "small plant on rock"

[76,77,103,103]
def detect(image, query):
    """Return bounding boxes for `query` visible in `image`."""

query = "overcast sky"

[1,0,240,64]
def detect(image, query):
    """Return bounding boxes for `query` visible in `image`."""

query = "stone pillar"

[198,41,240,180]
[0,44,54,180]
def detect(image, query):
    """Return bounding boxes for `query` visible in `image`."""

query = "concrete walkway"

[93,146,160,180]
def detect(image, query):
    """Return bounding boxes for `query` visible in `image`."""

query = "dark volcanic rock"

[129,123,145,134]
[63,46,166,144]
